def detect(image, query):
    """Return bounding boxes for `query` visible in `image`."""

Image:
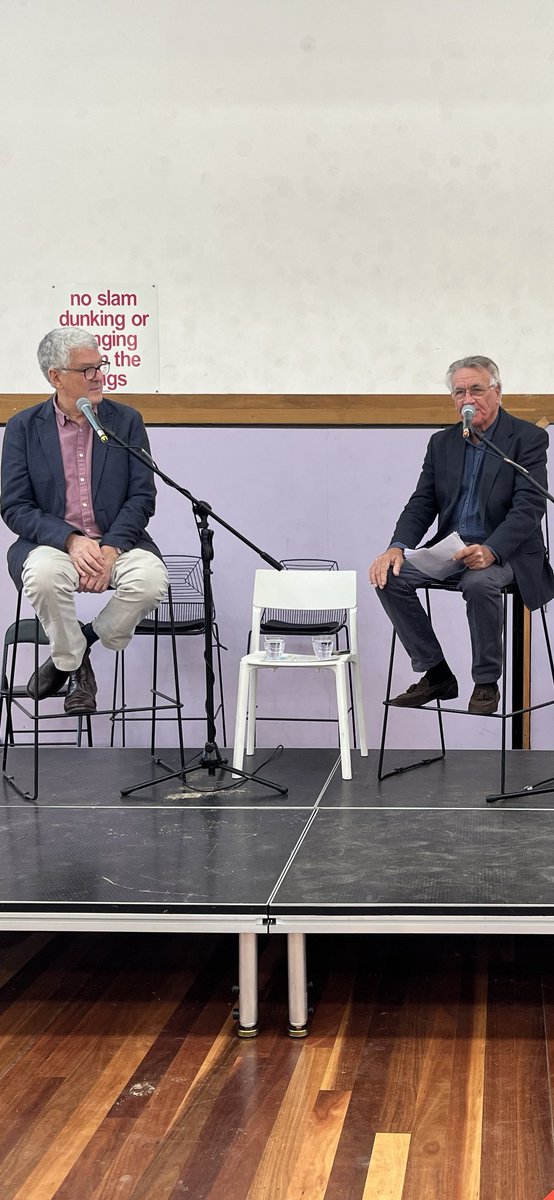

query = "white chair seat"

[244,651,354,666]
[232,570,368,780]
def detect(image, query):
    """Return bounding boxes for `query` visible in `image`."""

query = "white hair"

[445,355,502,395]
[37,328,99,383]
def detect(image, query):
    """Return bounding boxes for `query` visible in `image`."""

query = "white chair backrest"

[250,569,358,651]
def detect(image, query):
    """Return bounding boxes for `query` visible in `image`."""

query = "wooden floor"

[0,930,553,1199]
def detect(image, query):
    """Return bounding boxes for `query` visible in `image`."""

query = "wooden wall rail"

[0,394,553,426]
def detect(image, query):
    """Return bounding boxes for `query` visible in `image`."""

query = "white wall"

[2,0,554,393]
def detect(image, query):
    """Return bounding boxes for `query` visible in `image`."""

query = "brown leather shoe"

[64,648,97,714]
[27,656,69,700]
[389,674,459,707]
[468,683,500,715]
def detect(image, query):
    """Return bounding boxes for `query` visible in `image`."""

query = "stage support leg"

[287,932,309,1037]
[237,933,259,1038]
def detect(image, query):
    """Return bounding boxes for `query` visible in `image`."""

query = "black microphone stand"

[102,427,288,798]
[471,424,554,803]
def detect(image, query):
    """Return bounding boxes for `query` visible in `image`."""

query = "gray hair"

[445,355,502,396]
[37,327,100,383]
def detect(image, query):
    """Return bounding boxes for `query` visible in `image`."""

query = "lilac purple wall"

[1,422,552,754]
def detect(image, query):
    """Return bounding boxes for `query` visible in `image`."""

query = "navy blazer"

[1,396,162,588]
[390,407,554,611]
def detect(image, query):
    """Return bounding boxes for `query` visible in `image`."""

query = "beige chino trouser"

[21,546,169,672]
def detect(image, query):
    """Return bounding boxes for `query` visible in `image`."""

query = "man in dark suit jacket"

[1,328,168,714]
[369,355,554,715]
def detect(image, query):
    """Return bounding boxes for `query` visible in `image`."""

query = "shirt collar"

[53,394,97,427]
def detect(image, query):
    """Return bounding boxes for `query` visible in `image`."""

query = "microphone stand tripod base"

[120,743,288,798]
[176,740,289,796]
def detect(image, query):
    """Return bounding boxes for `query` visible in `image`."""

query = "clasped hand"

[66,535,118,592]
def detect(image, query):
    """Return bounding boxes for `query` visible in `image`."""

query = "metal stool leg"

[378,589,447,781]
[3,597,40,802]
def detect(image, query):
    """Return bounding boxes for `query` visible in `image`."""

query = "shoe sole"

[27,676,69,700]
[390,684,459,707]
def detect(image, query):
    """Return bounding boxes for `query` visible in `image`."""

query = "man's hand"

[369,547,404,589]
[78,545,119,593]
[66,534,105,581]
[453,543,495,570]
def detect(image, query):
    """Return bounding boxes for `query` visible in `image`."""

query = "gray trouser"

[21,546,169,672]
[376,559,514,684]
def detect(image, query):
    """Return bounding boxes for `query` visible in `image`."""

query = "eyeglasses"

[451,384,494,401]
[59,358,110,381]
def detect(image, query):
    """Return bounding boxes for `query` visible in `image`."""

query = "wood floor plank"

[362,1132,411,1200]
[480,938,554,1200]
[284,1089,351,1200]
[322,943,412,1200]
[245,1047,333,1200]
[440,946,487,1200]
[399,944,461,1199]
[321,944,383,1092]
[50,1117,139,1200]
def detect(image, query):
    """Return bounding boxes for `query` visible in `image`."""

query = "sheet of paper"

[404,532,466,580]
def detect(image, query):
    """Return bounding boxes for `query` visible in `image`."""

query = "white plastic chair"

[233,570,368,780]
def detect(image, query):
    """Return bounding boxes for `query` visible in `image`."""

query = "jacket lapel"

[36,399,66,512]
[478,407,513,508]
[91,400,109,498]
[437,430,466,533]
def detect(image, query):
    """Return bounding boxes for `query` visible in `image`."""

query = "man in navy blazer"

[1,328,168,713]
[369,355,554,715]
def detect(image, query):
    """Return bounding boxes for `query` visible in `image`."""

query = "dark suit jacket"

[390,407,554,611]
[1,396,162,589]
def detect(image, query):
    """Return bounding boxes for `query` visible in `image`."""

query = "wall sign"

[51,283,160,394]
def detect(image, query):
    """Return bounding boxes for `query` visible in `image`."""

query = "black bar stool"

[377,580,554,800]
[1,590,93,801]
[110,554,226,750]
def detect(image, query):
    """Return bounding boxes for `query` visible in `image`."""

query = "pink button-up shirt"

[53,397,102,538]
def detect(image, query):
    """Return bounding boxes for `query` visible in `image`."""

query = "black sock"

[82,622,99,647]
[425,659,454,685]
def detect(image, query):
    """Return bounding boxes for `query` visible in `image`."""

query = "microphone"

[76,397,108,443]
[461,402,476,438]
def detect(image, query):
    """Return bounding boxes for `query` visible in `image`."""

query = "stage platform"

[2,744,554,1033]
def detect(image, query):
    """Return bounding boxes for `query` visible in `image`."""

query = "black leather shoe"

[27,657,69,700]
[468,683,500,715]
[64,649,97,714]
[389,675,459,707]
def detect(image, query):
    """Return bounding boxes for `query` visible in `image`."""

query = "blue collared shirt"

[447,413,500,554]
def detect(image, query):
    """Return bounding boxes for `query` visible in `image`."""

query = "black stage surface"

[1,745,554,934]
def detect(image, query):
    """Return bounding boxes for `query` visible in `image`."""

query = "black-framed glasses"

[60,358,110,381]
